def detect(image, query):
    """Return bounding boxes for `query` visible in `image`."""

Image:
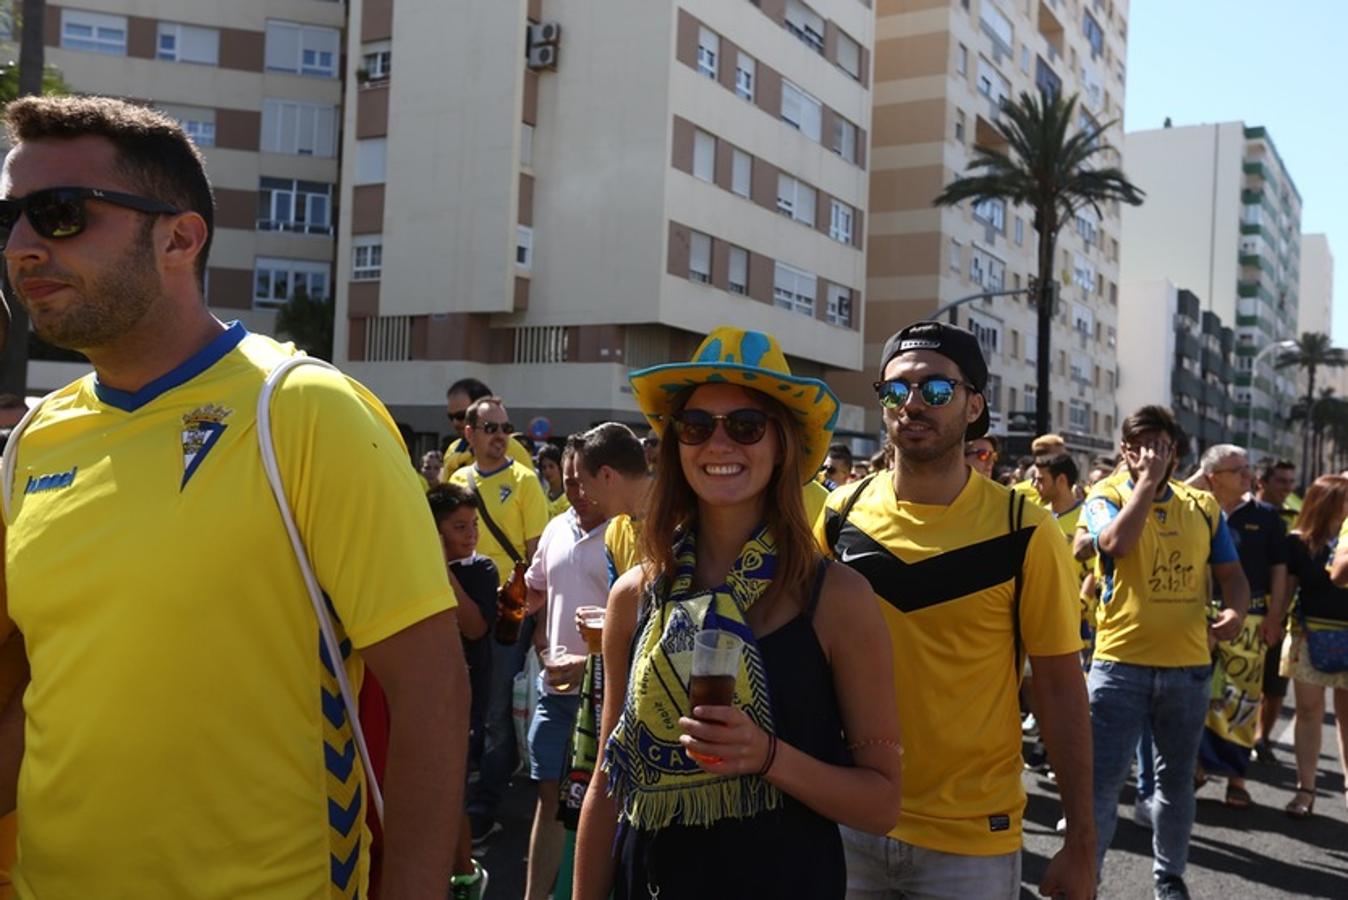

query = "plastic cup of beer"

[576,606,606,654]
[541,646,585,692]
[686,629,743,765]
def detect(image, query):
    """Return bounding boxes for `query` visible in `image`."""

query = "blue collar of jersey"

[474,458,514,478]
[94,321,247,412]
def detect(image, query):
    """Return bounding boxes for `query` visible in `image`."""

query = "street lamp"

[931,287,1036,323]
[1244,339,1298,452]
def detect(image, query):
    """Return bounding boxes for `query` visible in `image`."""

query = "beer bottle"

[495,560,529,645]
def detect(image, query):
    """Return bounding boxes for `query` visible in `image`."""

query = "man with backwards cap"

[818,322,1095,899]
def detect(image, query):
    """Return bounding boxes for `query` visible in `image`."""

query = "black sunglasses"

[670,408,769,446]
[873,377,971,409]
[0,187,181,244]
[448,410,467,423]
[478,421,514,435]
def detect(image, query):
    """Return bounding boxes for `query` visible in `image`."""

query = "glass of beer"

[541,646,585,692]
[686,629,743,765]
[576,606,606,655]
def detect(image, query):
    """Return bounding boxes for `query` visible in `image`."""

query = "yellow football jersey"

[548,491,572,519]
[1084,479,1236,667]
[449,459,550,586]
[604,514,644,587]
[441,434,534,481]
[2,325,453,898]
[818,472,1080,855]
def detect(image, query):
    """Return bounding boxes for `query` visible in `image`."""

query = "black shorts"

[1262,637,1288,698]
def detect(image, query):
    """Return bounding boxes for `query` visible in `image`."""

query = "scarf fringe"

[603,749,783,830]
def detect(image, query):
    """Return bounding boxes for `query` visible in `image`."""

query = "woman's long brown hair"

[1292,474,1348,553]
[640,385,821,603]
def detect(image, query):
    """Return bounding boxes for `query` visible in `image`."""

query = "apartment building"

[13,0,345,391]
[1117,282,1236,456]
[1298,234,1333,338]
[857,0,1129,456]
[1121,122,1303,458]
[334,0,874,441]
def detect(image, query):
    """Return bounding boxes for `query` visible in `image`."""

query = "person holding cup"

[574,327,903,900]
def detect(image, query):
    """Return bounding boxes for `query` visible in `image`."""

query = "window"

[954,109,966,143]
[985,375,1002,412]
[970,247,1005,291]
[1081,65,1104,110]
[957,43,968,76]
[261,100,338,157]
[967,313,1002,356]
[362,42,392,82]
[692,130,715,182]
[157,23,219,65]
[1072,303,1094,336]
[697,27,718,78]
[727,52,752,103]
[257,178,333,235]
[829,200,853,244]
[160,105,216,148]
[836,30,861,80]
[1075,211,1097,246]
[1014,216,1024,245]
[1034,56,1061,98]
[949,238,962,272]
[516,225,533,270]
[254,258,330,309]
[729,246,748,294]
[731,149,751,197]
[352,237,383,281]
[826,284,852,327]
[781,81,822,141]
[978,2,1013,55]
[689,232,712,283]
[784,0,825,54]
[521,123,534,167]
[773,262,816,316]
[776,175,816,226]
[265,20,340,78]
[1072,253,1096,291]
[1010,329,1020,359]
[976,57,1011,107]
[832,117,857,163]
[61,9,126,55]
[1069,399,1090,431]
[355,138,388,185]
[1083,12,1105,59]
[972,197,1005,232]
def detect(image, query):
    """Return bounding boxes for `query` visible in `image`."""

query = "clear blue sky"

[1124,0,1345,344]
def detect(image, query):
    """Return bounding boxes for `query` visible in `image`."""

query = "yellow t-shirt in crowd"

[442,434,534,481]
[817,472,1081,855]
[1084,478,1237,667]
[1011,479,1044,506]
[450,459,550,586]
[0,326,453,898]
[605,514,643,588]
[803,478,829,529]
[548,491,572,519]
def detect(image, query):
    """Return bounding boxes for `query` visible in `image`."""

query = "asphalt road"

[479,707,1347,899]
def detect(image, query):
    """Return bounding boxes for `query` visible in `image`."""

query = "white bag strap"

[258,355,384,824]
[1,390,58,523]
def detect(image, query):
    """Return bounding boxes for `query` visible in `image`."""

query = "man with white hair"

[1193,444,1287,810]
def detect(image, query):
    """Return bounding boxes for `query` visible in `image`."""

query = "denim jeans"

[1088,659,1211,879]
[466,616,535,820]
[840,826,1021,900]
[1136,720,1156,799]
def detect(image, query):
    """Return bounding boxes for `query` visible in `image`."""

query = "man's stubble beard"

[25,219,160,352]
[888,406,969,466]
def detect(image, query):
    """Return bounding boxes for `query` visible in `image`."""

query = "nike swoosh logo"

[839,547,885,564]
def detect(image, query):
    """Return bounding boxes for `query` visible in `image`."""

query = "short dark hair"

[447,378,491,401]
[427,482,476,524]
[1257,457,1295,484]
[1034,452,1079,487]
[4,95,215,284]
[536,442,563,468]
[1090,454,1117,470]
[575,422,647,477]
[1121,405,1189,459]
[827,442,854,467]
[465,396,504,428]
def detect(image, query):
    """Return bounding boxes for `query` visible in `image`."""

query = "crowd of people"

[0,94,1342,900]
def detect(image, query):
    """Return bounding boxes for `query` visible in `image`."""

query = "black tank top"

[614,561,850,900]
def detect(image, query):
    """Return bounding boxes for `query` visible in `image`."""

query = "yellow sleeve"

[813,485,847,560]
[517,466,551,543]
[508,436,535,469]
[548,493,571,518]
[271,366,454,649]
[1019,518,1086,658]
[802,479,829,531]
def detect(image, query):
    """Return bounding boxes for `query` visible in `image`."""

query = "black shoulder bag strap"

[466,469,524,565]
[825,472,881,554]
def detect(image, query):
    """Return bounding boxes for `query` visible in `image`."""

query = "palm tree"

[1275,331,1347,484]
[934,90,1144,436]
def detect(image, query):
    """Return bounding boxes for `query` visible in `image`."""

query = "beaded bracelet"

[847,738,903,755]
[756,731,779,777]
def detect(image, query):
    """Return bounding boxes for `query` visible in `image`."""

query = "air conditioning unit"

[528,43,559,70]
[529,21,562,46]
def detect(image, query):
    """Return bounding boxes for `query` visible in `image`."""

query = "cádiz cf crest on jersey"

[181,403,232,489]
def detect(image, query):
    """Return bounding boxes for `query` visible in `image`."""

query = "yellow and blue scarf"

[603,525,781,830]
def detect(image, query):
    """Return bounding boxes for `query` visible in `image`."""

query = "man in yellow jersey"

[820,322,1094,900]
[444,378,534,476]
[0,96,468,898]
[1011,433,1066,504]
[448,396,550,844]
[1083,406,1249,900]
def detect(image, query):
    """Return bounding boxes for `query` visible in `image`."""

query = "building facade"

[856,0,1130,456]
[1116,281,1235,459]
[17,0,345,391]
[1121,122,1303,457]
[335,0,875,442]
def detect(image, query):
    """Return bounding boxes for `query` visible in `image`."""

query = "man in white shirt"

[521,438,610,900]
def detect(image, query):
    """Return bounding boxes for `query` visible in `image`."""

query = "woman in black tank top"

[572,328,903,900]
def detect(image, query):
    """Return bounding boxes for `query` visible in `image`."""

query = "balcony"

[1038,1,1065,61]
[1172,367,1204,400]
[1175,329,1202,361]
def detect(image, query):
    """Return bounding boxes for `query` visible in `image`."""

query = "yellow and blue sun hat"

[629,326,840,484]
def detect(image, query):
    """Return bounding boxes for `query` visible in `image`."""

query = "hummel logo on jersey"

[499,485,513,504]
[181,403,233,490]
[25,465,77,494]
